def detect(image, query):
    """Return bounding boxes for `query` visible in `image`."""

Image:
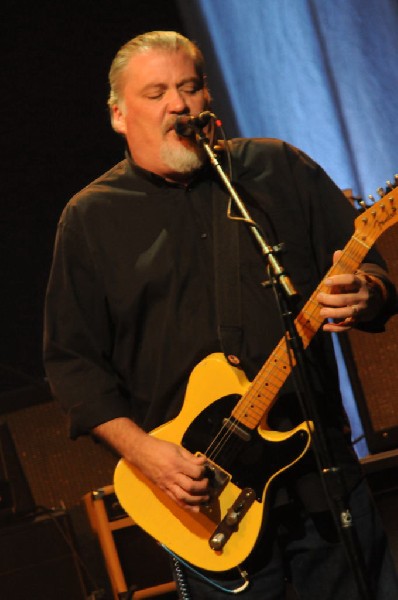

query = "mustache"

[163,116,180,134]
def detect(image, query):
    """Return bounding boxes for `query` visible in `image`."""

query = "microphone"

[174,111,213,137]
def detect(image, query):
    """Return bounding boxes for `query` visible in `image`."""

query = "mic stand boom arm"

[200,135,298,300]
[194,128,374,600]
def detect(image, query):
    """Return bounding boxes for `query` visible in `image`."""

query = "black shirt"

[44,138,395,507]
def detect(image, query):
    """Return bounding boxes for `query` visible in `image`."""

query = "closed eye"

[180,85,199,94]
[178,80,202,95]
[146,92,165,100]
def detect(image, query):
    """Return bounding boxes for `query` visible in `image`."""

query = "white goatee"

[160,139,206,174]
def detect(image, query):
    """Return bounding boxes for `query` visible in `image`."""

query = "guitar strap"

[212,186,243,366]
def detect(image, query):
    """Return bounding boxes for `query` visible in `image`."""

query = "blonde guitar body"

[115,353,311,571]
[115,187,398,572]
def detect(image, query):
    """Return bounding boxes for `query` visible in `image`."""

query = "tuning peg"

[368,194,376,204]
[377,187,385,197]
[394,174,398,187]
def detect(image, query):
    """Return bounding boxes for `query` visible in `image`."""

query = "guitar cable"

[171,555,191,600]
[165,545,250,595]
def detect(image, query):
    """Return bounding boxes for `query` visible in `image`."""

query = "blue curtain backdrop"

[178,0,398,457]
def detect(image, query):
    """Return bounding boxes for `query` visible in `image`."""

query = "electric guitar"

[114,184,398,572]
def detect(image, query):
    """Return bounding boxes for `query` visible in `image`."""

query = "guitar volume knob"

[210,532,225,550]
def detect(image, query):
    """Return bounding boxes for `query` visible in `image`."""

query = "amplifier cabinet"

[361,449,398,568]
[343,225,398,453]
[83,485,176,599]
[0,510,87,600]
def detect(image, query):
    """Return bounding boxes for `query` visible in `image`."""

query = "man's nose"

[168,89,189,113]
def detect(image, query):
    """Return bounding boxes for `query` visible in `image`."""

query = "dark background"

[1,0,189,399]
[1,0,238,405]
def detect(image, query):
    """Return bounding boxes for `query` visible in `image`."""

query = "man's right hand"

[133,435,210,512]
[92,417,210,512]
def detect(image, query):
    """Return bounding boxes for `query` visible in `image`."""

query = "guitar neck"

[231,192,398,429]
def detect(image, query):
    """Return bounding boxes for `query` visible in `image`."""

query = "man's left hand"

[317,250,385,332]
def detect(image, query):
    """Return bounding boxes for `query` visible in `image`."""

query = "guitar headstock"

[353,175,398,244]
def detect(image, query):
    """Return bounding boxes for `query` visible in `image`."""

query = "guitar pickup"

[209,488,256,552]
[222,418,251,442]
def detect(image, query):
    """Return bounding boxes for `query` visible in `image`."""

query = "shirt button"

[200,233,208,239]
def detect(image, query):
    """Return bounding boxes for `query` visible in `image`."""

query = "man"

[44,31,398,598]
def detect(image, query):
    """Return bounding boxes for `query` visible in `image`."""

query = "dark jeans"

[176,480,398,599]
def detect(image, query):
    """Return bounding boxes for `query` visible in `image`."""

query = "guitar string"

[203,239,364,466]
[216,193,397,456]
[213,197,398,450]
[202,198,397,471]
[201,231,375,469]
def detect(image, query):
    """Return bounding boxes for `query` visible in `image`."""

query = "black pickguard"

[181,394,309,500]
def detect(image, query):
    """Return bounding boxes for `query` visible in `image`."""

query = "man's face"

[112,48,208,182]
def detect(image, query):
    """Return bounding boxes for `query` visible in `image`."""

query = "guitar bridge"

[199,456,230,496]
[209,488,256,552]
[194,455,231,521]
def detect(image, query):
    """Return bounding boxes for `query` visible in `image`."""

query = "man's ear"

[111,104,127,135]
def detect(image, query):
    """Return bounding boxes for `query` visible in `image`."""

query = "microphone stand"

[192,125,374,600]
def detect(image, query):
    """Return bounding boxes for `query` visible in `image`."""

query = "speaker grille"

[344,226,398,452]
[3,401,117,510]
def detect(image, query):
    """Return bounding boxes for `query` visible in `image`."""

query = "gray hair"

[108,31,207,110]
